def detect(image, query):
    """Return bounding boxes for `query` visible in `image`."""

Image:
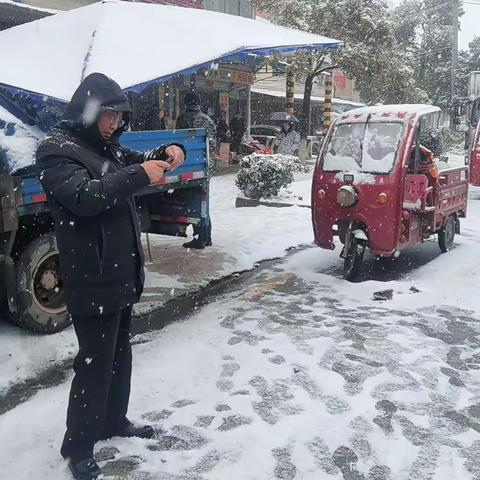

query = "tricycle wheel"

[438,215,456,253]
[344,238,366,281]
[13,233,71,334]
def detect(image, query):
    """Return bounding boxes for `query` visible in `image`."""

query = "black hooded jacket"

[36,73,181,316]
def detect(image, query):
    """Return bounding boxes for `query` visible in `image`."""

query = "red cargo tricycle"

[469,118,480,185]
[312,105,469,280]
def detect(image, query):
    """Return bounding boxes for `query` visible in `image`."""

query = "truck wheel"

[438,215,456,253]
[14,233,70,333]
[344,238,366,281]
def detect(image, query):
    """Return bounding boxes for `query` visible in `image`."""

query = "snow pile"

[236,153,308,199]
[0,106,44,172]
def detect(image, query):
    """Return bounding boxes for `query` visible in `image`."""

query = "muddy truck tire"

[13,233,70,333]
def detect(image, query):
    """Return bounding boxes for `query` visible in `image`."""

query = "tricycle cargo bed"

[434,167,469,222]
[12,128,210,229]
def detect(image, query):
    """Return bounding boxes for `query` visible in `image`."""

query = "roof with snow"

[252,87,364,108]
[337,104,441,123]
[0,0,342,102]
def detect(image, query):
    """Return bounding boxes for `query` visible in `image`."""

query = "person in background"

[230,110,245,153]
[273,119,301,156]
[176,93,216,249]
[158,109,167,130]
[36,73,185,480]
[215,110,230,146]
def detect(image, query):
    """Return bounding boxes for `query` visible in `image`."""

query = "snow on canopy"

[338,104,441,123]
[0,105,44,172]
[0,0,342,102]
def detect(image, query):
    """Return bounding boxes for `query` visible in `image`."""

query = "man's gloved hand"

[144,145,185,171]
[165,145,185,170]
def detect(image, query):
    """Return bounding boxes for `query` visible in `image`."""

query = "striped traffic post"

[286,69,295,114]
[323,74,333,134]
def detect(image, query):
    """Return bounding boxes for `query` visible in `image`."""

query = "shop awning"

[252,87,364,108]
[0,0,342,102]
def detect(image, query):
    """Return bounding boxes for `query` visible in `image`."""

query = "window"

[323,122,404,174]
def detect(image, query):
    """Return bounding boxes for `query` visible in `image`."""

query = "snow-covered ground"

[1,204,480,479]
[1,152,480,479]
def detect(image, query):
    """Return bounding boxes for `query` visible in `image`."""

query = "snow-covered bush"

[236,153,308,199]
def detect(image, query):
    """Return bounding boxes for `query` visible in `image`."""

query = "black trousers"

[193,219,212,244]
[231,134,243,152]
[61,307,133,462]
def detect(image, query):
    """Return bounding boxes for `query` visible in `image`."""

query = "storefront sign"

[334,73,347,89]
[208,67,254,86]
[219,92,230,117]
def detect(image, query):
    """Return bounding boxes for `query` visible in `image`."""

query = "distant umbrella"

[269,112,299,123]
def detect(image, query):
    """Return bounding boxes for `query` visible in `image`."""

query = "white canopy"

[0,0,342,102]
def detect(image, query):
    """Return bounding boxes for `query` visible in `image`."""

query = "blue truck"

[0,123,210,333]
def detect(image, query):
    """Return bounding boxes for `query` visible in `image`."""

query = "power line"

[393,2,451,30]
[394,1,450,19]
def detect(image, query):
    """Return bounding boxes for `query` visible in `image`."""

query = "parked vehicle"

[0,125,210,333]
[250,124,280,151]
[312,105,469,280]
[454,71,480,185]
[470,118,480,185]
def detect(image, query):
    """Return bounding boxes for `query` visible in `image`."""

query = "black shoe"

[183,238,205,249]
[102,422,155,440]
[205,239,213,247]
[68,458,101,480]
[116,423,155,439]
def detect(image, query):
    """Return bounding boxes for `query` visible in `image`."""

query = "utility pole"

[451,0,459,107]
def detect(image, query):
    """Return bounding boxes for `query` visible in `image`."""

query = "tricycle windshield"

[323,121,404,174]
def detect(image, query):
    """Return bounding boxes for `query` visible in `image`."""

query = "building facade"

[17,0,255,17]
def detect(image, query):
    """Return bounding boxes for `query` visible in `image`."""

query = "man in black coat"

[36,73,185,480]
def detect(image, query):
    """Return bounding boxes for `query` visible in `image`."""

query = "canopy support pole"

[246,84,252,141]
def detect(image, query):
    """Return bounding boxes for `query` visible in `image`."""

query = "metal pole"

[246,83,252,141]
[323,74,333,134]
[451,0,459,106]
